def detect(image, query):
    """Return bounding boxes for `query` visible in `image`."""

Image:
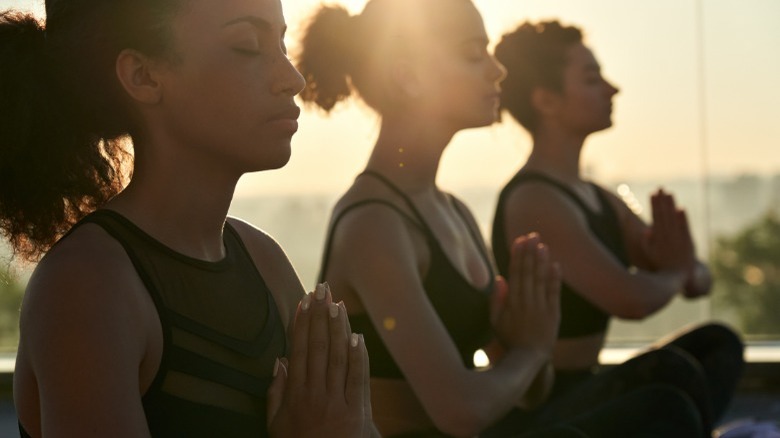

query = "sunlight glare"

[473,349,490,369]
[341,0,367,14]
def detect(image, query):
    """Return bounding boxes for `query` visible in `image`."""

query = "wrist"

[684,263,712,297]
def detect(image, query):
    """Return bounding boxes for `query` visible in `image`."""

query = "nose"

[606,79,619,96]
[489,55,507,84]
[272,56,306,97]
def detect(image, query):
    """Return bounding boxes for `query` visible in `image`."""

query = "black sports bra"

[319,171,494,379]
[492,172,630,338]
[20,210,286,437]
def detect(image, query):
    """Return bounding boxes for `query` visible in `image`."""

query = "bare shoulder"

[17,224,155,435]
[225,217,304,329]
[503,180,589,228]
[22,223,151,341]
[329,198,424,282]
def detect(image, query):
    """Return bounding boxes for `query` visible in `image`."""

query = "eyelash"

[233,48,263,56]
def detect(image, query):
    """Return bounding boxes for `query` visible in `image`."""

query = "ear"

[530,87,560,118]
[390,58,424,100]
[115,49,164,105]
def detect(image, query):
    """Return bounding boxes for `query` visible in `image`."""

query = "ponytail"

[297,5,359,112]
[0,10,127,261]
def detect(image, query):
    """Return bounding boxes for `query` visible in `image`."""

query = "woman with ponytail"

[301,1,704,437]
[2,1,373,436]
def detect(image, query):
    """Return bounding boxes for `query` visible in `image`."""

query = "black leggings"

[485,322,744,437]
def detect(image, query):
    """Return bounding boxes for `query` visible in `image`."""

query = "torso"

[320,171,494,375]
[492,171,631,370]
[16,210,296,437]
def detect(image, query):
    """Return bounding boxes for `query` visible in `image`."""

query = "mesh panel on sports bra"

[83,210,286,436]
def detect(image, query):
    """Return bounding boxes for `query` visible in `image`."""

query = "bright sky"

[5,0,780,196]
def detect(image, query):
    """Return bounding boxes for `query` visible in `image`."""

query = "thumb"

[266,358,288,429]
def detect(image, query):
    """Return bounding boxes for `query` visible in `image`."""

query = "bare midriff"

[552,332,606,371]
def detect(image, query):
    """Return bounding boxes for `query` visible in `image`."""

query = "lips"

[266,106,301,134]
[267,106,301,123]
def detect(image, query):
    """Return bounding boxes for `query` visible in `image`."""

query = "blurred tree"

[711,212,780,338]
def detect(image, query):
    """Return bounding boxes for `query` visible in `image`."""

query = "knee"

[644,384,705,437]
[694,322,745,361]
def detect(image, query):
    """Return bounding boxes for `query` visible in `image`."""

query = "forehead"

[427,1,486,42]
[565,43,599,71]
[175,0,285,32]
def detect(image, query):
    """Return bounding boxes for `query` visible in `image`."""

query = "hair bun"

[297,5,358,112]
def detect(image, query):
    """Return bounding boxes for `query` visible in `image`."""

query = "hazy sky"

[4,0,779,196]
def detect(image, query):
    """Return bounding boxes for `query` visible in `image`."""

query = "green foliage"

[0,265,23,351]
[711,212,780,337]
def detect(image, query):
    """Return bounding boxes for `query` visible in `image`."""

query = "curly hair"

[494,20,583,135]
[0,1,185,261]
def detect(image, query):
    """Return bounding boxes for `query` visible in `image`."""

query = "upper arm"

[329,206,486,417]
[501,184,667,318]
[20,232,152,437]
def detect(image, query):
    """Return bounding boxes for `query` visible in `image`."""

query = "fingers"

[266,358,287,429]
[534,243,550,299]
[522,236,538,308]
[490,276,508,328]
[546,262,562,319]
[345,333,366,408]
[326,301,349,393]
[506,235,527,310]
[307,283,333,392]
[287,293,312,391]
[362,337,372,436]
[677,209,693,245]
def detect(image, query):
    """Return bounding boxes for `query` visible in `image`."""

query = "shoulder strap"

[359,170,432,226]
[318,199,426,283]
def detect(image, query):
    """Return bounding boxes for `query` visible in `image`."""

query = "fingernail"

[323,281,331,293]
[537,243,547,256]
[315,283,327,301]
[273,358,280,377]
[301,293,312,311]
[329,302,339,318]
[351,333,359,348]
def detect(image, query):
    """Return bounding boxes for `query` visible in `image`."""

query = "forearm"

[619,269,687,319]
[468,348,550,419]
[517,361,554,409]
[422,347,549,436]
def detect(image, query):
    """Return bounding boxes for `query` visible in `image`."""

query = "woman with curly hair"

[2,0,374,436]
[492,20,744,436]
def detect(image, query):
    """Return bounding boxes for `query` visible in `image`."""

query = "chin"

[247,143,292,172]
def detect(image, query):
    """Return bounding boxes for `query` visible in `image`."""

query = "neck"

[524,125,587,183]
[107,137,240,262]
[365,112,456,193]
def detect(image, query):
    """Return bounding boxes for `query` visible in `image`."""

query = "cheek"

[175,59,267,127]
